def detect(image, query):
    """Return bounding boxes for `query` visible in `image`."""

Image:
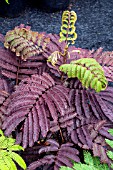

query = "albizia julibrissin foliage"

[0,25,113,169]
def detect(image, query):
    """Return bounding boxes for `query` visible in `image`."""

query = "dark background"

[0,0,113,51]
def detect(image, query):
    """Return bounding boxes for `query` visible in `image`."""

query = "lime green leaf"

[0,129,4,136]
[9,152,26,170]
[108,129,113,136]
[59,58,107,92]
[2,156,17,170]
[100,163,110,170]
[106,151,113,160]
[60,166,72,170]
[8,145,24,151]
[0,136,6,148]
[105,139,113,148]
[110,163,113,169]
[0,130,26,170]
[0,159,9,170]
[73,163,97,170]
[92,157,102,168]
[83,151,94,166]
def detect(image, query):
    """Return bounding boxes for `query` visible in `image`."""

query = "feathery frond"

[60,58,107,92]
[28,140,80,170]
[2,73,69,148]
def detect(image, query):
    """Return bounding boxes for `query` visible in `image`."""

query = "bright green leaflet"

[59,58,108,92]
[105,129,113,169]
[5,0,9,4]
[0,129,26,170]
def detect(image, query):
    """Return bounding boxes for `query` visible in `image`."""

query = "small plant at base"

[60,151,109,170]
[105,129,113,169]
[0,129,26,170]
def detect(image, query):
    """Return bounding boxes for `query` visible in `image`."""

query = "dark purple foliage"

[28,140,80,170]
[0,27,113,169]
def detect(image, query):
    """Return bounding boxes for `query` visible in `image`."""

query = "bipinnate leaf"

[69,86,113,124]
[71,118,113,165]
[28,140,80,170]
[0,130,26,170]
[59,58,107,92]
[0,78,10,128]
[0,33,65,81]
[0,46,49,81]
[2,73,69,148]
[4,24,50,61]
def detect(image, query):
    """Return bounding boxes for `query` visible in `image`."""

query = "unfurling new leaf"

[0,129,26,170]
[59,10,77,45]
[59,58,108,92]
[47,51,61,66]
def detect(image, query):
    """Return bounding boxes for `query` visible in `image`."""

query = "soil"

[0,0,113,51]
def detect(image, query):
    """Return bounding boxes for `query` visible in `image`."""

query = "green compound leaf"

[0,130,26,170]
[9,152,26,170]
[59,58,108,92]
